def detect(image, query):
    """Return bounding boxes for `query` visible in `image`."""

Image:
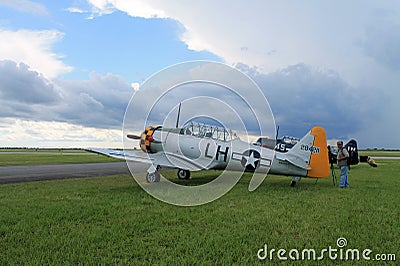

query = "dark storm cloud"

[0,60,132,129]
[238,63,380,139]
[0,59,382,141]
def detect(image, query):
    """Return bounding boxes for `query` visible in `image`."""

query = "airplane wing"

[151,152,205,171]
[86,148,204,171]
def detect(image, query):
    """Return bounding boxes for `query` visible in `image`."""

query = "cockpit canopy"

[181,122,238,142]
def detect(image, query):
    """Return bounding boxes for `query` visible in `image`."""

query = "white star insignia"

[244,151,259,168]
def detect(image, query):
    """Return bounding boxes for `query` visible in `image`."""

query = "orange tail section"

[307,126,330,178]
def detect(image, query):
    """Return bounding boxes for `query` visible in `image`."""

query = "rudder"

[307,126,330,178]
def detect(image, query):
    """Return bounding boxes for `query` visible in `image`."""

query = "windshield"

[181,122,238,142]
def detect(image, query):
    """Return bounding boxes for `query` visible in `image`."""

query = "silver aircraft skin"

[88,122,330,185]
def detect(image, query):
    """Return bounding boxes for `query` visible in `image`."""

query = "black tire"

[146,172,160,183]
[177,169,191,179]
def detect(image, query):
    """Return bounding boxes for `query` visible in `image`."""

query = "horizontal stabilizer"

[275,152,311,170]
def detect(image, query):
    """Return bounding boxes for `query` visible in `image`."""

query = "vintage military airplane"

[88,121,330,187]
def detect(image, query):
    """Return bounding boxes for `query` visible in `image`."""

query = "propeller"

[127,134,141,140]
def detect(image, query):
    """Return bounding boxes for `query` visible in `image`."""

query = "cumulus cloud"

[54,72,133,128]
[0,60,60,104]
[85,0,166,18]
[0,60,130,147]
[0,60,132,129]
[0,29,72,78]
[0,60,62,120]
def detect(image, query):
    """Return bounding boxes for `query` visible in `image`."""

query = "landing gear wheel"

[146,172,160,183]
[290,181,297,187]
[177,169,191,180]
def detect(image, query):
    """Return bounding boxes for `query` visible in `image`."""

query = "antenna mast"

[175,102,181,128]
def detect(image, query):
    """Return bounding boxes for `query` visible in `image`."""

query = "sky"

[0,0,399,149]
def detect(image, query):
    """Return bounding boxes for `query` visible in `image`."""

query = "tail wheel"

[146,172,160,183]
[177,169,191,180]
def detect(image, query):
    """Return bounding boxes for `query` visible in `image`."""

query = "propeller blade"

[127,134,141,140]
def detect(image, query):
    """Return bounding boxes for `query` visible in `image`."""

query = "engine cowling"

[140,126,162,153]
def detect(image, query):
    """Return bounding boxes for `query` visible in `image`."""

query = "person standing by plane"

[337,141,349,188]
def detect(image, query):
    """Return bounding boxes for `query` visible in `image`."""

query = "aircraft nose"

[140,126,161,153]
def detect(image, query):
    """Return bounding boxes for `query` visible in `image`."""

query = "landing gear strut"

[177,169,191,180]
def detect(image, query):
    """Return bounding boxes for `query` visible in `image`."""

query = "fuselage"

[140,125,313,178]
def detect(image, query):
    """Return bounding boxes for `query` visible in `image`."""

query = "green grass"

[0,160,399,265]
[0,149,121,166]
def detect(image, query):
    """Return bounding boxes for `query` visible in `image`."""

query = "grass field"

[0,149,121,166]
[0,157,399,264]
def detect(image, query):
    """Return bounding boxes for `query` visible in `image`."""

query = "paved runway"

[372,156,400,160]
[0,162,149,184]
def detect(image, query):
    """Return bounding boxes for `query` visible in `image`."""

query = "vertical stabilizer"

[283,126,330,178]
[307,126,330,178]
